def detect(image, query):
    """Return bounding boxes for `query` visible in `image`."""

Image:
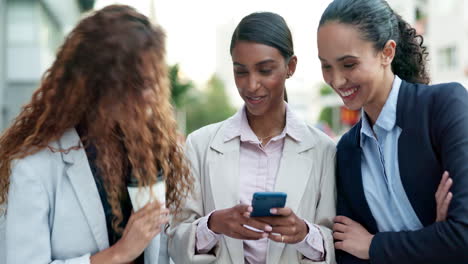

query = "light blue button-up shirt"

[360,75,423,232]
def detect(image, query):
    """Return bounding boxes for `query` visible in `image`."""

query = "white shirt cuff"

[195,210,222,254]
[291,219,325,261]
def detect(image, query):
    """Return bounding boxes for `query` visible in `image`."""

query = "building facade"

[0,0,94,131]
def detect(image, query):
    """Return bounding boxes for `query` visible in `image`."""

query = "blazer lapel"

[340,122,378,233]
[209,125,244,263]
[59,128,109,251]
[267,135,316,264]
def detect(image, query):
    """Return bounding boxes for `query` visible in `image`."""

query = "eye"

[321,64,331,70]
[234,70,248,76]
[344,63,356,68]
[259,69,272,75]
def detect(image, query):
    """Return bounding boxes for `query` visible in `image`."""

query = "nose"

[330,71,346,89]
[247,74,261,93]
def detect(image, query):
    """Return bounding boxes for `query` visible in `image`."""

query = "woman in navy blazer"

[0,5,192,264]
[317,0,468,263]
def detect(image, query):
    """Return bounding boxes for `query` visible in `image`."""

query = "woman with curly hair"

[0,5,192,264]
[317,0,468,263]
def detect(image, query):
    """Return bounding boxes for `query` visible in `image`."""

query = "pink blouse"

[195,105,325,263]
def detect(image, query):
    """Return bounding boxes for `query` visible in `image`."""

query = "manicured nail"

[270,208,277,214]
[265,225,272,232]
[247,206,253,212]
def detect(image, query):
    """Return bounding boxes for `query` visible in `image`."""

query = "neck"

[364,71,395,126]
[246,102,287,143]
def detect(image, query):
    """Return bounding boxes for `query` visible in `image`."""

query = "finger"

[234,226,269,240]
[269,207,292,216]
[270,226,296,236]
[333,231,346,241]
[268,233,292,244]
[333,223,349,233]
[235,204,252,213]
[436,171,449,200]
[441,178,453,198]
[335,241,344,250]
[243,218,272,232]
[334,215,355,226]
[253,216,288,226]
[437,192,453,222]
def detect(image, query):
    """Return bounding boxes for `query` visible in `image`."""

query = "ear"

[381,40,396,66]
[286,55,298,78]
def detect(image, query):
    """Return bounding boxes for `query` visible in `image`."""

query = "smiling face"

[231,41,296,117]
[317,21,390,111]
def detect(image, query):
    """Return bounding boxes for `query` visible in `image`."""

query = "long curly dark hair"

[0,5,193,234]
[319,0,430,84]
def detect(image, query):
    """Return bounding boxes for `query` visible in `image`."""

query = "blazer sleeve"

[335,146,370,264]
[5,159,91,264]
[303,143,337,264]
[369,83,468,263]
[167,134,217,264]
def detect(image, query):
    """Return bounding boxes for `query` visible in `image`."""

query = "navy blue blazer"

[336,80,468,264]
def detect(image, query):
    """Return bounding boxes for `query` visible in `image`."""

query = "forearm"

[370,220,468,263]
[90,244,127,264]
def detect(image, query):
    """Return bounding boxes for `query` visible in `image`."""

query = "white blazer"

[168,116,337,264]
[0,128,165,264]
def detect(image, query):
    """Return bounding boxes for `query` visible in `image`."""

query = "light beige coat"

[168,117,337,264]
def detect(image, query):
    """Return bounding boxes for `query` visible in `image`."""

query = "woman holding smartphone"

[0,5,192,264]
[317,0,468,263]
[168,12,336,264]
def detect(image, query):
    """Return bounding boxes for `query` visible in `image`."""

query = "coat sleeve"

[335,145,370,264]
[5,159,91,264]
[370,83,468,263]
[298,141,337,264]
[167,134,218,264]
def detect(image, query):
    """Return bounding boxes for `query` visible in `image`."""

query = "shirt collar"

[223,103,302,143]
[360,75,402,146]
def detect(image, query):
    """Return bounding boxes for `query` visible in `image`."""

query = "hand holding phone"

[251,192,287,217]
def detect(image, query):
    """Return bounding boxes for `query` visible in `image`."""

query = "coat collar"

[207,112,317,264]
[58,128,109,251]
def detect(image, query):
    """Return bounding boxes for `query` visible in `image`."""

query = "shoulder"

[337,121,360,151]
[185,119,229,149]
[11,138,68,186]
[401,81,466,104]
[304,124,336,152]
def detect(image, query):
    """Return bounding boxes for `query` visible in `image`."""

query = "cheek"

[322,71,332,85]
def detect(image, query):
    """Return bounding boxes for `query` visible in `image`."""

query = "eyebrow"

[318,55,359,62]
[233,59,276,67]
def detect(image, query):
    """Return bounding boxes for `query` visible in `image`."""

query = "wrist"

[207,211,219,234]
[299,220,309,241]
[109,242,128,264]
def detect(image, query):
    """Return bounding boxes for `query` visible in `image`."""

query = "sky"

[94,0,336,121]
[94,0,332,86]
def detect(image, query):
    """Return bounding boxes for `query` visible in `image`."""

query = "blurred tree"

[318,84,334,127]
[169,64,193,108]
[185,75,236,134]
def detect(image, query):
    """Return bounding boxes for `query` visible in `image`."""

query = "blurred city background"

[0,0,467,140]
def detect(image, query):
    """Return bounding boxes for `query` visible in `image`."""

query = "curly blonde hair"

[0,5,193,234]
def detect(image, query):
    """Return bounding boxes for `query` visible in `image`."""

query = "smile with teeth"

[338,87,358,97]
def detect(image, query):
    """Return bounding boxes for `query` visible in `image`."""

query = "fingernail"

[265,225,272,232]
[270,208,277,214]
[247,206,253,212]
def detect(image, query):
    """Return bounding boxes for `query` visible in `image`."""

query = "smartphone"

[250,192,287,217]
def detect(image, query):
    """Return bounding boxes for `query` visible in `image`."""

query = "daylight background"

[1,0,467,139]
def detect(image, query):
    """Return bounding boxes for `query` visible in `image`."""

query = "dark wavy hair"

[0,5,193,233]
[319,0,430,84]
[230,12,294,101]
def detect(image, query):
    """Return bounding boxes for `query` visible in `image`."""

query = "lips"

[246,95,266,105]
[337,86,359,99]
